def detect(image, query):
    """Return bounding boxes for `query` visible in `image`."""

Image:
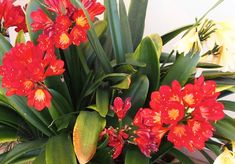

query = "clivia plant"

[0,0,235,163]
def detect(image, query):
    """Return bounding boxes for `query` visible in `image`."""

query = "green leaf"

[0,33,11,63]
[134,36,161,91]
[71,0,113,73]
[206,143,222,156]
[63,47,83,103]
[0,140,46,164]
[15,30,26,44]
[216,84,234,92]
[105,0,125,63]
[169,148,194,164]
[128,0,148,49]
[46,134,77,164]
[125,145,149,164]
[83,20,108,58]
[162,53,200,86]
[0,105,25,130]
[84,73,128,97]
[48,89,74,130]
[214,115,235,140]
[220,100,235,112]
[202,71,235,79]
[73,111,106,164]
[197,62,222,68]
[114,64,137,74]
[111,75,131,90]
[119,0,133,53]
[96,88,110,117]
[6,96,55,136]
[161,25,192,45]
[123,74,149,118]
[199,150,214,164]
[151,142,173,160]
[45,76,72,105]
[25,0,46,43]
[0,126,18,143]
[150,34,163,59]
[33,150,46,164]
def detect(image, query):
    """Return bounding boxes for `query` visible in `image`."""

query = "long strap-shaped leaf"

[119,0,133,54]
[0,139,46,164]
[0,33,12,63]
[46,134,77,164]
[128,0,148,50]
[161,53,200,86]
[105,0,125,64]
[71,0,113,73]
[169,148,194,164]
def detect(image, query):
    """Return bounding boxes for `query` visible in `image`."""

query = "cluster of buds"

[100,97,131,159]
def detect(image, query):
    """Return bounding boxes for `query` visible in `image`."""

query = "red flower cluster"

[101,127,129,159]
[99,97,131,159]
[133,77,224,156]
[0,0,27,32]
[31,0,105,51]
[111,97,131,121]
[0,42,64,111]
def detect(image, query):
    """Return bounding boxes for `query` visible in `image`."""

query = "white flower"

[174,28,202,54]
[214,142,235,164]
[201,21,235,72]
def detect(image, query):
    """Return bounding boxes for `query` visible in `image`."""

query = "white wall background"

[15,0,235,50]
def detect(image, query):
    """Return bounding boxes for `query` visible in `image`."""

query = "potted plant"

[0,0,235,163]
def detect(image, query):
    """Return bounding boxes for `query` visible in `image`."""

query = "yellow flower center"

[183,94,195,105]
[24,80,33,89]
[154,112,161,123]
[173,126,185,137]
[168,109,179,120]
[59,33,70,45]
[34,89,45,102]
[192,121,201,133]
[76,16,87,27]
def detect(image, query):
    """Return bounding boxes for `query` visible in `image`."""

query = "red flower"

[193,99,224,121]
[81,0,105,21]
[150,80,182,110]
[105,127,129,159]
[44,0,73,15]
[54,31,71,49]
[167,124,190,150]
[187,119,214,151]
[31,9,53,31]
[111,97,131,121]
[0,0,27,32]
[31,0,105,50]
[70,26,87,45]
[134,129,159,157]
[0,42,64,111]
[133,76,224,155]
[27,88,52,111]
[55,15,71,31]
[133,108,161,128]
[161,101,184,125]
[73,10,90,30]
